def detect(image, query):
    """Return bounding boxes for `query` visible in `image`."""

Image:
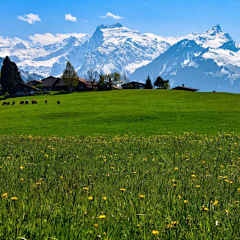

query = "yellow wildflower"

[139,195,145,199]
[88,196,93,200]
[196,185,200,188]
[2,193,7,198]
[98,215,106,219]
[213,201,219,205]
[103,197,107,200]
[152,230,159,235]
[120,188,126,192]
[11,197,18,200]
[94,224,98,228]
[225,209,228,213]
[184,200,188,203]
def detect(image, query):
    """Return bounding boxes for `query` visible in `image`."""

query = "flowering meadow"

[1,132,240,239]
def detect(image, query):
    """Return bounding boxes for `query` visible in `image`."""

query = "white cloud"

[100,12,123,20]
[0,36,30,48]
[65,13,77,22]
[29,33,88,45]
[17,13,41,24]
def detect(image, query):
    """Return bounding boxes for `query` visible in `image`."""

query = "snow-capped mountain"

[51,23,174,77]
[130,25,240,92]
[0,23,240,92]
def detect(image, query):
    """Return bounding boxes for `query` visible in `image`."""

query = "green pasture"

[0,90,240,137]
[1,133,240,239]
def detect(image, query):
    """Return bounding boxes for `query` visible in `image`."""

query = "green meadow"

[1,90,240,239]
[0,90,240,136]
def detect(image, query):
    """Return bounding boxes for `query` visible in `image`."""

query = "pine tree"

[1,56,23,93]
[62,61,79,92]
[145,75,153,89]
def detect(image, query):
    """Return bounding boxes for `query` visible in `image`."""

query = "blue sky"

[1,0,240,45]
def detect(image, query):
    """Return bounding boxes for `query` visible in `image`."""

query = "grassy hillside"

[0,90,240,137]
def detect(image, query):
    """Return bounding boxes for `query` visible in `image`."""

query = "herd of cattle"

[2,100,60,106]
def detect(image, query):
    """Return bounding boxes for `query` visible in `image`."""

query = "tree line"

[0,57,170,93]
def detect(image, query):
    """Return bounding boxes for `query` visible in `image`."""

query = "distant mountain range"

[0,23,239,92]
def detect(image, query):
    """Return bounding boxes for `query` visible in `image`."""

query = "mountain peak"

[206,24,222,36]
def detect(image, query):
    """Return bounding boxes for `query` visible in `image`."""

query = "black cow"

[2,102,6,106]
[57,101,60,104]
[45,100,47,104]
[12,101,15,105]
[20,101,24,105]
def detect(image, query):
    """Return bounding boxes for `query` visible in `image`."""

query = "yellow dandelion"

[174,167,178,170]
[225,209,228,213]
[2,193,7,198]
[120,188,126,192]
[11,197,18,200]
[103,197,107,201]
[213,201,219,205]
[184,200,188,203]
[94,223,98,228]
[40,178,44,181]
[60,176,63,179]
[192,175,196,177]
[7,156,10,159]
[204,207,209,211]
[235,201,239,203]
[152,230,159,235]
[20,178,24,181]
[178,195,181,199]
[173,184,177,187]
[139,195,145,199]
[84,212,87,215]
[196,185,200,188]
[83,187,89,190]
[98,215,106,219]
[20,166,23,170]
[88,196,93,200]
[36,182,41,185]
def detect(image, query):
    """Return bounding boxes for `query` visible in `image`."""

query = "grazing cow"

[6,102,10,105]
[57,101,60,104]
[25,100,29,104]
[2,102,6,106]
[12,101,15,105]
[20,101,24,105]
[45,100,47,104]
[32,100,37,104]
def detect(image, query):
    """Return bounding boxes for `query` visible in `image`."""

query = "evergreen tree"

[145,75,153,89]
[1,56,23,93]
[62,61,79,92]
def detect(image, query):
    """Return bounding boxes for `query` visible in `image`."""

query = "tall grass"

[1,132,240,239]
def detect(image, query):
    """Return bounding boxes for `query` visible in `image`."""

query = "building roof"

[172,85,199,91]
[41,76,60,87]
[122,81,146,87]
[55,79,67,87]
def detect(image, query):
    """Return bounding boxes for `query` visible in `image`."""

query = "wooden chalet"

[14,82,35,96]
[77,78,98,91]
[41,76,61,91]
[122,81,146,89]
[172,84,199,92]
[27,80,43,87]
